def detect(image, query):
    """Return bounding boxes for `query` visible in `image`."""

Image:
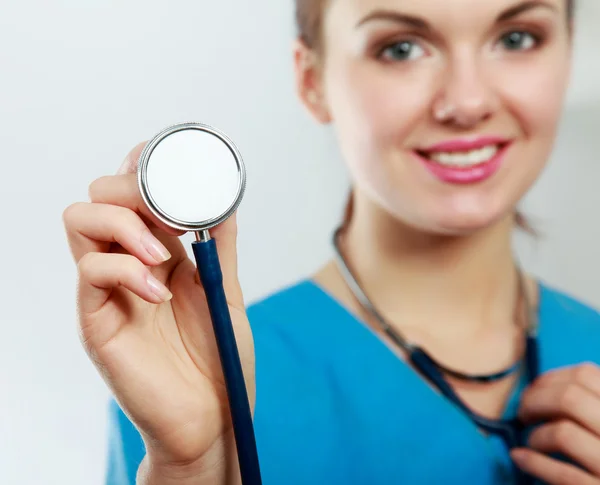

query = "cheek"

[497,56,571,204]
[326,60,437,149]
[498,55,570,140]
[325,62,437,209]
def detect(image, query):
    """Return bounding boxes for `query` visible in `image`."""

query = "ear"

[293,39,332,124]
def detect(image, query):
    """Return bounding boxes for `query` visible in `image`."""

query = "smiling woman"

[62,1,600,485]
[296,0,574,235]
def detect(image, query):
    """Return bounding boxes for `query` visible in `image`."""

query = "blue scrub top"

[105,279,600,485]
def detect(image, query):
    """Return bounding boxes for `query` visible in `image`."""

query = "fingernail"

[142,230,172,263]
[146,273,173,302]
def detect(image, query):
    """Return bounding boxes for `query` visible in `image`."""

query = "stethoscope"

[136,120,538,485]
[137,122,262,485]
[332,227,540,484]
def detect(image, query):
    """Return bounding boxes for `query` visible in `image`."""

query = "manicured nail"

[142,230,171,263]
[146,273,173,302]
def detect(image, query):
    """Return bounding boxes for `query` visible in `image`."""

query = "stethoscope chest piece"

[137,121,246,234]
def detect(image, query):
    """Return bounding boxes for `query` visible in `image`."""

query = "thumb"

[117,141,148,175]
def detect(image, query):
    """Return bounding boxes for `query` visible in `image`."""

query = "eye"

[379,40,426,62]
[498,31,539,51]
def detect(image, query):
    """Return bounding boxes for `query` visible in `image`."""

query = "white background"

[1,1,599,484]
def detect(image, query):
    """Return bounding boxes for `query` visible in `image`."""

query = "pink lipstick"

[413,136,511,184]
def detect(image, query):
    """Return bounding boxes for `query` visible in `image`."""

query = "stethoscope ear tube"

[192,238,262,485]
[410,345,537,485]
[525,334,539,382]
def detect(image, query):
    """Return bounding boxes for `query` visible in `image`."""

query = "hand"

[511,363,600,484]
[63,142,255,483]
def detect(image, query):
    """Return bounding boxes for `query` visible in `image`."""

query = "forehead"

[326,0,565,27]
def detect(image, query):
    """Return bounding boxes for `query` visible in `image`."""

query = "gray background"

[1,1,599,483]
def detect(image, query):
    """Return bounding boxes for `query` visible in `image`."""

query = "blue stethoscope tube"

[191,226,538,485]
[410,335,539,485]
[192,236,262,485]
[331,227,540,485]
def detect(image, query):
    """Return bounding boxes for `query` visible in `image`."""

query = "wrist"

[137,456,204,485]
[137,433,241,485]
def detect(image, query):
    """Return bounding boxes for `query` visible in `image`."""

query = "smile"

[420,144,500,168]
[413,136,512,184]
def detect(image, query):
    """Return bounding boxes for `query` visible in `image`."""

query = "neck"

[339,195,520,342]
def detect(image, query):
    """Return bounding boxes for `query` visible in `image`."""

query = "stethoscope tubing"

[331,227,540,484]
[192,237,262,485]
[190,224,540,485]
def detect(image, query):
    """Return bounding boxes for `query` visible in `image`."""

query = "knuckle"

[100,204,140,236]
[88,175,111,201]
[117,209,146,240]
[77,252,100,277]
[553,421,577,449]
[113,253,144,277]
[125,254,145,272]
[559,384,582,411]
[121,206,142,226]
[574,362,599,386]
[62,202,86,228]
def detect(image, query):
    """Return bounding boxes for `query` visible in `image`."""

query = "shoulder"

[246,278,326,323]
[245,278,337,345]
[540,281,600,328]
[538,281,600,368]
[245,278,342,367]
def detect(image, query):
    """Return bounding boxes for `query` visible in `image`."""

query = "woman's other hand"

[512,363,600,484]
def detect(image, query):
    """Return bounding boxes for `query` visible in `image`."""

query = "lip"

[413,142,512,185]
[418,136,511,153]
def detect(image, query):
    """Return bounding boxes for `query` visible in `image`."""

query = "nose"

[433,53,499,128]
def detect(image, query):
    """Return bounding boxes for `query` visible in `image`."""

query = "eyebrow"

[355,1,558,29]
[498,0,557,22]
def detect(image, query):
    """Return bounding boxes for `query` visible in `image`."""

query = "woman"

[63,0,600,484]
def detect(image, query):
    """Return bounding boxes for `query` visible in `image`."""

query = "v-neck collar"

[302,278,550,442]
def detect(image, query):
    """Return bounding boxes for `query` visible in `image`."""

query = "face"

[295,0,572,234]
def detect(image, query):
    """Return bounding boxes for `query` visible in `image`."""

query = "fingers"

[64,202,173,265]
[77,252,173,316]
[89,173,185,237]
[519,369,600,436]
[65,157,188,267]
[526,420,600,476]
[511,449,599,485]
[532,363,600,398]
[65,139,245,311]
[85,171,243,306]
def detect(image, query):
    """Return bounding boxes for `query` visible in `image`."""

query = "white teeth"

[427,145,499,167]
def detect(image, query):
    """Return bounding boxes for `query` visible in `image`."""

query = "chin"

[407,183,518,235]
[424,206,510,236]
